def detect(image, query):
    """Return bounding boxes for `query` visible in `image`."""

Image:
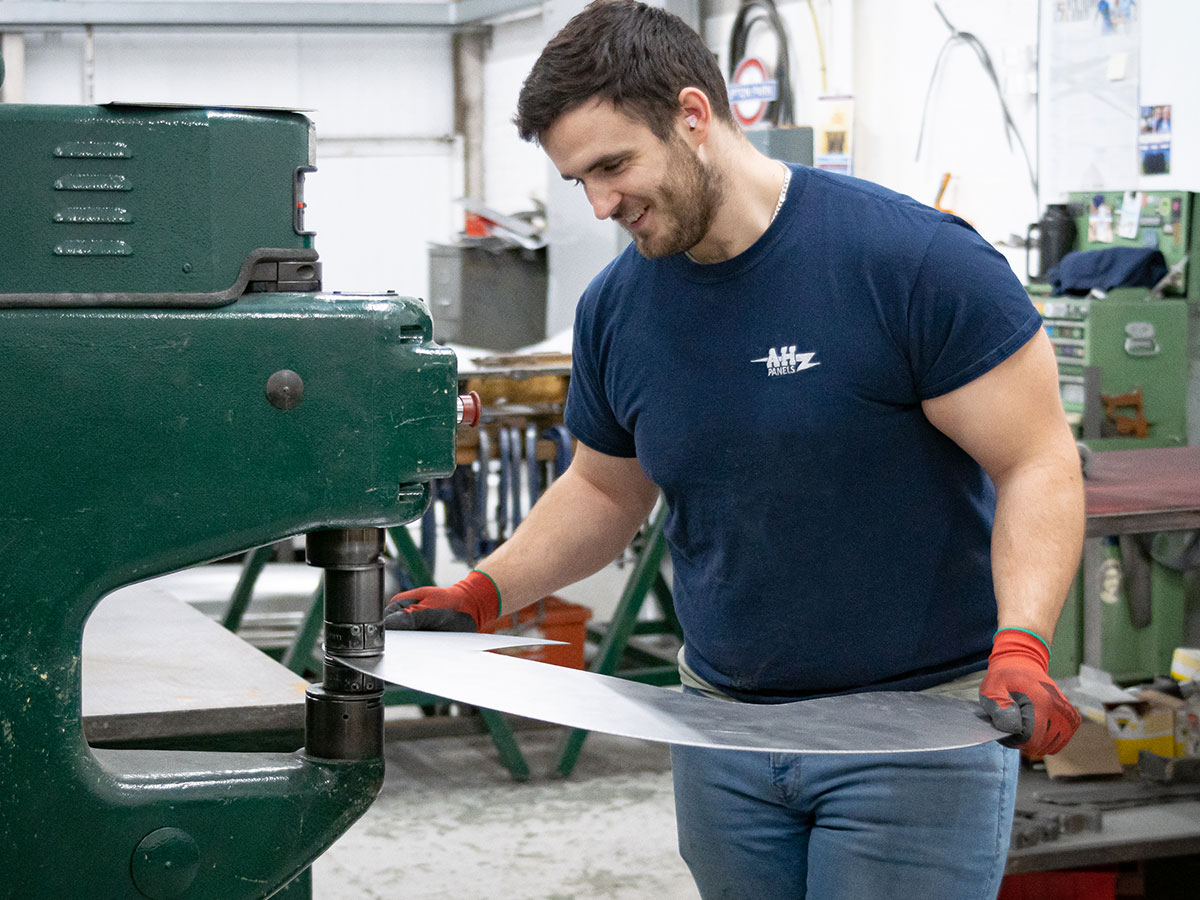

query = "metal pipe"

[83,24,94,102]
[453,29,486,201]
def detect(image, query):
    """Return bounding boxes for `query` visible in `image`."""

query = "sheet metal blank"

[337,632,1005,754]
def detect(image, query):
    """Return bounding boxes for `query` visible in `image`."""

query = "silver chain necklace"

[771,162,792,224]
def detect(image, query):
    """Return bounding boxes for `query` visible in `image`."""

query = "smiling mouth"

[621,206,648,228]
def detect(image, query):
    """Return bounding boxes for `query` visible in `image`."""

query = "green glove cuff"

[470,568,502,616]
[995,626,1051,659]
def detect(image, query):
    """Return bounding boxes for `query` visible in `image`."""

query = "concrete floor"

[313,725,701,900]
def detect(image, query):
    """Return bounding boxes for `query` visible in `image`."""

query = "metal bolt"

[131,828,200,898]
[265,369,304,411]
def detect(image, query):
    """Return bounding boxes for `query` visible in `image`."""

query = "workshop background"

[3,1,1200,898]
[6,0,1196,422]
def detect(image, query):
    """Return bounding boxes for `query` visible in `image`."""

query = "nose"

[585,183,621,221]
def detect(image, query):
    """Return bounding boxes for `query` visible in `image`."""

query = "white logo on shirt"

[751,346,820,377]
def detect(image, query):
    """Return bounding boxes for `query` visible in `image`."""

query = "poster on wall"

[814,95,853,175]
[1042,1,1140,196]
[1138,103,1171,175]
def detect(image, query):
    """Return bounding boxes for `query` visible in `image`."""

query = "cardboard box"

[1105,700,1175,764]
[1141,688,1200,758]
[1170,647,1200,683]
[1043,719,1124,778]
[1059,665,1139,725]
[1059,666,1176,767]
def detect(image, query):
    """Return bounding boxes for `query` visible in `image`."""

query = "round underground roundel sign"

[729,57,778,128]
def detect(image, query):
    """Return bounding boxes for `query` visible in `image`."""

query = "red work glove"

[382,570,500,633]
[978,628,1081,757]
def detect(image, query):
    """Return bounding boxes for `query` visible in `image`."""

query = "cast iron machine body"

[0,99,460,897]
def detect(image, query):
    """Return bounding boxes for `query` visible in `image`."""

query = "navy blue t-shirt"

[565,165,1042,703]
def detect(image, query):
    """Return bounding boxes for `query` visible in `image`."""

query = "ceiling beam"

[0,1,541,32]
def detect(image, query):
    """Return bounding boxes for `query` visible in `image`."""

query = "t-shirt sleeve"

[563,288,638,458]
[907,217,1043,400]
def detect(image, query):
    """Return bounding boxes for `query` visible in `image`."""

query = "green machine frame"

[0,99,460,897]
[1032,189,1195,449]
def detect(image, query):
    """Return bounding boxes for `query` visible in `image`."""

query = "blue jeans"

[671,738,1018,899]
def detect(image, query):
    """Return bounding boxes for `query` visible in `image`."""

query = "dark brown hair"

[515,0,734,144]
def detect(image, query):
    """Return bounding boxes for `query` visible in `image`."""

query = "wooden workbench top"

[1085,446,1200,536]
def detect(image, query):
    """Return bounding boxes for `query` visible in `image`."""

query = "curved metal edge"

[361,631,567,654]
[0,247,318,309]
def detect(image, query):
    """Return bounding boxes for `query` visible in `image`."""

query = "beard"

[619,135,726,259]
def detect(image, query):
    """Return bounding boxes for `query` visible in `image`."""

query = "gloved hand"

[382,570,500,633]
[978,628,1081,757]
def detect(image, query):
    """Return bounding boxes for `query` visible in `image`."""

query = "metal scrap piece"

[1010,804,1104,850]
[1033,779,1200,808]
[336,632,1005,754]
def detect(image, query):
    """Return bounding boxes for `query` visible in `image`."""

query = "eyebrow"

[560,151,632,182]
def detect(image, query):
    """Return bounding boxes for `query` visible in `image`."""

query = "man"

[387,2,1083,896]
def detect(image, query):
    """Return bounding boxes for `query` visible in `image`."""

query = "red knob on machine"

[456,390,482,428]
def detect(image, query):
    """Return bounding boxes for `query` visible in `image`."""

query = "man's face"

[541,98,724,259]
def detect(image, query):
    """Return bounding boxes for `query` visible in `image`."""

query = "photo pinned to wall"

[1088,195,1114,243]
[1116,190,1142,240]
[815,95,853,176]
[1139,103,1171,175]
[1096,0,1139,35]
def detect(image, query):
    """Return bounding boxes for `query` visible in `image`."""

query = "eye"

[601,160,624,174]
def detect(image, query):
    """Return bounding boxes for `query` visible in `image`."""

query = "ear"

[677,86,713,145]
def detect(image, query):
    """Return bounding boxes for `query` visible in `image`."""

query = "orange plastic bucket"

[484,596,592,669]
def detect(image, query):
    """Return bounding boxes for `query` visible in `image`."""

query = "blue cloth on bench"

[1047,247,1168,296]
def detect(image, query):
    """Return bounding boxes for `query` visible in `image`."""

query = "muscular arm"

[922,329,1084,640]
[476,442,661,615]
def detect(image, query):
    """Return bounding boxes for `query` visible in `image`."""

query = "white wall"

[1139,1,1200,191]
[851,1,1039,255]
[15,27,460,302]
[703,0,1041,273]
